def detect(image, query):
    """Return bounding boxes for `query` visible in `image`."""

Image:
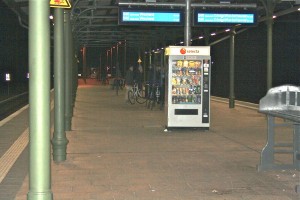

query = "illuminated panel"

[194,9,257,27]
[119,8,184,26]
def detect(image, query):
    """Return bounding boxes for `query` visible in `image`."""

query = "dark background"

[209,12,300,103]
[0,0,299,103]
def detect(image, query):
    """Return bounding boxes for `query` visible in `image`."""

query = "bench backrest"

[259,85,300,112]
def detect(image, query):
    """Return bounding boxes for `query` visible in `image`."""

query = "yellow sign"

[50,0,71,8]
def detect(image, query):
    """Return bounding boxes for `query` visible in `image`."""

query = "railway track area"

[0,92,28,121]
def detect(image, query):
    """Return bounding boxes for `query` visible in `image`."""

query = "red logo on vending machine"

[180,48,186,54]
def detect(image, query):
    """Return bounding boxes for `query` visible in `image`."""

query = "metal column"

[184,0,191,46]
[266,1,274,90]
[124,40,127,72]
[229,29,236,108]
[82,46,87,83]
[27,0,53,199]
[64,10,73,131]
[52,8,69,162]
[72,51,78,103]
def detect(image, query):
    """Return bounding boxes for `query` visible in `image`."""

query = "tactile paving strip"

[0,128,28,183]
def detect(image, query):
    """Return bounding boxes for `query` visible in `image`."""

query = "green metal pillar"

[73,52,79,102]
[229,29,236,108]
[143,48,146,81]
[82,46,87,82]
[27,0,53,199]
[184,0,191,46]
[64,10,73,131]
[124,40,127,72]
[204,28,210,46]
[266,0,275,90]
[149,49,152,67]
[52,8,69,162]
[70,39,75,112]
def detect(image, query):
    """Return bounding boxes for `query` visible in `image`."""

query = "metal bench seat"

[258,85,300,171]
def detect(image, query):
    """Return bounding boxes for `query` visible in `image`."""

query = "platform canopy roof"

[3,0,300,49]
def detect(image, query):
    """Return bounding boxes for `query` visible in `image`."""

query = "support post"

[52,8,69,162]
[27,0,53,199]
[72,50,78,103]
[64,10,73,131]
[82,46,87,83]
[124,40,127,72]
[229,29,236,108]
[265,0,276,90]
[184,0,191,46]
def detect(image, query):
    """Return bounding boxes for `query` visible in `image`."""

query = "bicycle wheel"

[128,90,135,104]
[136,89,147,104]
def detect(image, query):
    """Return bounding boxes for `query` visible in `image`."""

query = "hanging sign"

[50,0,71,8]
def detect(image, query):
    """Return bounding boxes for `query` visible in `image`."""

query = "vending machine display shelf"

[172,95,201,104]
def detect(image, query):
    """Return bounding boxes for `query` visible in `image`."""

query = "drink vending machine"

[164,46,211,129]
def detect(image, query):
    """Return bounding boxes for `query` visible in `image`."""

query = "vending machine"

[164,46,211,129]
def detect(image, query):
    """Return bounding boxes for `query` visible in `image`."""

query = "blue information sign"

[123,12,180,22]
[119,8,184,26]
[194,9,257,27]
[198,13,254,23]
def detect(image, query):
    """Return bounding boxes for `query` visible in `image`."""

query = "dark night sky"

[0,0,28,82]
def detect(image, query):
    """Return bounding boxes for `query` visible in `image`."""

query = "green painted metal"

[266,0,275,90]
[82,46,87,83]
[124,41,127,72]
[266,19,273,90]
[64,10,73,131]
[69,37,75,115]
[52,8,69,162]
[184,0,191,46]
[229,29,236,109]
[73,52,79,104]
[27,0,53,199]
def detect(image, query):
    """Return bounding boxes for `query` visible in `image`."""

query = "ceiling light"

[211,33,216,36]
[198,36,203,39]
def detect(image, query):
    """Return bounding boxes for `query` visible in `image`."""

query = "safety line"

[0,128,29,183]
[0,100,54,184]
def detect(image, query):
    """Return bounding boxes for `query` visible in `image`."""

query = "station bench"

[258,85,300,172]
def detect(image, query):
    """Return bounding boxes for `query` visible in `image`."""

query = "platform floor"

[0,79,300,200]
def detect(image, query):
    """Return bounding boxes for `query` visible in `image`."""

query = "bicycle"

[128,82,146,104]
[147,82,163,110]
[113,78,124,96]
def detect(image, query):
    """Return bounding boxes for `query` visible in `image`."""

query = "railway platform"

[0,79,300,200]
